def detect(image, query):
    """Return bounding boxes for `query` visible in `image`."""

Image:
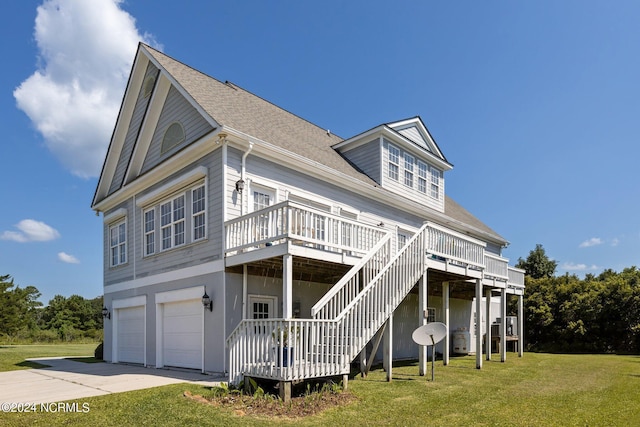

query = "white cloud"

[1,219,60,243]
[561,262,599,271]
[58,252,80,264]
[611,238,620,247]
[14,0,161,178]
[579,237,603,248]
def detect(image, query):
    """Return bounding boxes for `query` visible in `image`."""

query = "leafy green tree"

[0,275,42,337]
[516,244,557,279]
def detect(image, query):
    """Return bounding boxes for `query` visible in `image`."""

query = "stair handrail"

[311,231,392,318]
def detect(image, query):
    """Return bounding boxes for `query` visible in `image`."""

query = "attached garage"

[156,286,204,371]
[112,295,147,365]
[162,299,202,369]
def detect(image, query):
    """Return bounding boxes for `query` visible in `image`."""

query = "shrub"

[94,342,104,360]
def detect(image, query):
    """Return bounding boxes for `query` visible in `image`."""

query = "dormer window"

[404,153,414,188]
[430,167,441,200]
[418,160,428,194]
[388,144,400,181]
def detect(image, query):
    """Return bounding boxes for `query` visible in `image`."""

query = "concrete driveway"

[0,357,225,404]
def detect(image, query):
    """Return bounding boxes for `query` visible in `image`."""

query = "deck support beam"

[383,316,393,381]
[500,288,507,362]
[485,288,492,361]
[442,281,450,366]
[283,253,293,319]
[419,274,428,375]
[475,278,483,369]
[518,293,524,357]
[279,381,291,402]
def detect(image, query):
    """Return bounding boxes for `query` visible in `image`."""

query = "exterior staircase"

[226,221,483,385]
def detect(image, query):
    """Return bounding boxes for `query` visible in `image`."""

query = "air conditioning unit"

[494,316,518,336]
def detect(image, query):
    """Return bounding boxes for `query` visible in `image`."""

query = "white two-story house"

[91,43,525,396]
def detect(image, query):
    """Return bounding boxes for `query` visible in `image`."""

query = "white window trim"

[248,294,278,319]
[141,178,206,258]
[109,218,127,267]
[388,144,400,181]
[191,184,207,242]
[143,207,156,256]
[404,152,415,188]
[160,193,186,252]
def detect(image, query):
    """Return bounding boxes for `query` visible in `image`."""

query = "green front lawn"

[1,348,639,426]
[0,344,97,371]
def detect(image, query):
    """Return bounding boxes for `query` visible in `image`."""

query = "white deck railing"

[508,267,525,289]
[484,253,509,281]
[424,222,485,268]
[225,201,387,258]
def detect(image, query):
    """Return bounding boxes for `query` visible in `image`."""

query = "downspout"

[240,141,254,216]
[240,141,253,319]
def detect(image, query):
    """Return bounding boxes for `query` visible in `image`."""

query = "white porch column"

[500,288,507,362]
[242,264,248,319]
[485,288,492,361]
[283,253,293,319]
[384,316,393,382]
[475,279,483,369]
[442,281,450,366]
[518,293,524,357]
[418,274,428,375]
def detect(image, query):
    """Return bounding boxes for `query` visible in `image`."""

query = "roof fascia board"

[92,49,149,206]
[222,126,506,246]
[332,125,386,151]
[387,117,448,163]
[92,129,221,213]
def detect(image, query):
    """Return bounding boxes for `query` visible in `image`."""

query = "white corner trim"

[155,285,204,304]
[136,166,208,207]
[104,208,128,224]
[113,295,147,309]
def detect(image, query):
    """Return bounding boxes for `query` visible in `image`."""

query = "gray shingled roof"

[143,44,506,244]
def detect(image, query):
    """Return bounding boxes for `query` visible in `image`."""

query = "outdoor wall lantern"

[235,179,245,194]
[202,292,213,312]
[102,307,111,319]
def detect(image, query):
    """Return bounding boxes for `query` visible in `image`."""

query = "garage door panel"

[117,306,145,364]
[162,299,202,369]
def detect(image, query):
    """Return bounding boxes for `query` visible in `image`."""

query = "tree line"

[0,274,103,343]
[516,245,640,354]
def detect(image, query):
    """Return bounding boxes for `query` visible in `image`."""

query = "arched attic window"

[161,122,185,153]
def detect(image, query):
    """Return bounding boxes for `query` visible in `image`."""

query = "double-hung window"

[144,209,155,256]
[417,161,428,194]
[160,194,185,251]
[388,144,400,181]
[404,153,414,188]
[192,185,206,241]
[430,167,441,200]
[110,220,127,267]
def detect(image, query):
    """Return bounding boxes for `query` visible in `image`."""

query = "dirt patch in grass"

[184,389,356,419]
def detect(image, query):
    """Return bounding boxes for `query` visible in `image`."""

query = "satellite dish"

[412,322,448,382]
[412,322,447,346]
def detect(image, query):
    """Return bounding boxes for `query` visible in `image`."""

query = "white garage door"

[117,305,145,364]
[162,299,202,369]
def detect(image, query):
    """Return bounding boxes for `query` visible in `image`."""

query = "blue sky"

[1,0,639,304]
